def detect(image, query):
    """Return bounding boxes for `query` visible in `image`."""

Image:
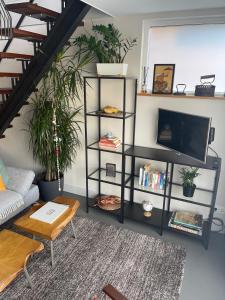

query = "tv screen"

[157,109,211,162]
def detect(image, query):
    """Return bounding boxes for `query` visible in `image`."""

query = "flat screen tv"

[157,109,211,162]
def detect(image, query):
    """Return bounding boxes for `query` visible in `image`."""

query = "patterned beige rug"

[0,217,186,299]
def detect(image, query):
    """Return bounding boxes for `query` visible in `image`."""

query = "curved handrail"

[0,0,12,40]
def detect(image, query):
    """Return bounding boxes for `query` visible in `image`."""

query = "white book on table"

[30,202,69,224]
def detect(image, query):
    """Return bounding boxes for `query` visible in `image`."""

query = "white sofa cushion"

[6,167,35,197]
[0,190,24,221]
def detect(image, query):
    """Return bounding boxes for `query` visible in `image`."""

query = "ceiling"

[82,0,225,16]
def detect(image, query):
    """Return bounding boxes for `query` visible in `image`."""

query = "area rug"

[0,217,186,300]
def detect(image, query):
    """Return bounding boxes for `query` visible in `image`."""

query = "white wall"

[0,5,224,224]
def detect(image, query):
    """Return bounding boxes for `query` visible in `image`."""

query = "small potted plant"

[73,24,137,76]
[179,167,200,197]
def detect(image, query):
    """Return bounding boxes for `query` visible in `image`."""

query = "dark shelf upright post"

[84,77,89,213]
[130,79,138,205]
[160,162,169,235]
[120,78,127,223]
[167,163,174,213]
[204,160,221,249]
[98,77,101,197]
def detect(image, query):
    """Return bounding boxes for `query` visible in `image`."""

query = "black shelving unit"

[84,76,138,222]
[122,146,221,249]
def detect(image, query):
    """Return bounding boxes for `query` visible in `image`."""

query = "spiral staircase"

[0,0,90,138]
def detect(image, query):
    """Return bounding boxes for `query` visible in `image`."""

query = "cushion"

[6,167,35,197]
[0,160,9,185]
[0,176,6,192]
[0,190,24,221]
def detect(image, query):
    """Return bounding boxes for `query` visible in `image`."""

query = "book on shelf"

[99,134,121,149]
[173,210,203,230]
[168,211,203,235]
[138,163,167,190]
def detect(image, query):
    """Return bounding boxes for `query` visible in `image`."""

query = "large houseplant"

[29,46,89,201]
[179,167,200,197]
[73,24,137,76]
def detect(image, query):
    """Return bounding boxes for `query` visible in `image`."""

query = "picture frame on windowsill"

[152,64,175,94]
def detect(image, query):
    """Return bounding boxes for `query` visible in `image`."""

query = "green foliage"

[29,45,87,181]
[73,24,137,63]
[179,167,200,187]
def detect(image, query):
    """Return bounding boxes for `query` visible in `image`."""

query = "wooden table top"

[14,196,80,241]
[0,229,43,292]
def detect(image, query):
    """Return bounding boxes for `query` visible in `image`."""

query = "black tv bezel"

[156,108,211,163]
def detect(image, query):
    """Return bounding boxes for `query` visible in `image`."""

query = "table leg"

[50,241,54,267]
[24,265,33,289]
[70,220,76,238]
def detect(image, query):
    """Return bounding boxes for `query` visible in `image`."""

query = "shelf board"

[87,141,131,154]
[125,146,221,170]
[123,202,170,228]
[86,110,135,119]
[126,176,213,208]
[88,168,131,187]
[84,75,137,80]
[88,197,121,216]
[137,92,225,101]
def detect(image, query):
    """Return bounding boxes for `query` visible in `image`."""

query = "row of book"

[139,165,166,190]
[168,211,203,235]
[99,134,121,150]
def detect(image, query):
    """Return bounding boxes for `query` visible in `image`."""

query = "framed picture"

[152,64,175,94]
[106,163,116,177]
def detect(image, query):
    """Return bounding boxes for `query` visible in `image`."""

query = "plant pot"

[38,175,64,202]
[183,184,196,198]
[97,63,128,76]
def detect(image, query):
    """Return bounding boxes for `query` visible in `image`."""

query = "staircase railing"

[0,0,12,40]
[0,0,90,136]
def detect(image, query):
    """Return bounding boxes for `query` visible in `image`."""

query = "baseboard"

[64,184,86,196]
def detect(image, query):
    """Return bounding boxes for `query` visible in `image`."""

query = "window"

[147,24,225,93]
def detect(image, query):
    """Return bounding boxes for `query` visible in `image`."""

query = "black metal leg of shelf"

[120,155,126,223]
[160,162,169,235]
[205,164,221,249]
[130,156,135,205]
[84,78,89,213]
[98,78,101,197]
[167,163,174,213]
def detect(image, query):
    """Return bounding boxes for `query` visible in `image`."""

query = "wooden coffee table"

[0,229,44,292]
[14,196,80,266]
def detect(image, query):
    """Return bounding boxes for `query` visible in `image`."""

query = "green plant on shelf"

[72,24,137,63]
[179,167,200,187]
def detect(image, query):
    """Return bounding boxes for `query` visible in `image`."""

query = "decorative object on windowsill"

[73,24,137,77]
[141,66,149,93]
[101,105,122,115]
[195,74,215,97]
[179,167,200,198]
[106,163,116,177]
[95,195,121,211]
[142,200,153,217]
[99,133,121,150]
[152,64,175,94]
[174,83,186,95]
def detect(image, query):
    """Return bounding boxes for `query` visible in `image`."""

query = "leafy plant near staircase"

[29,45,90,183]
[73,24,137,63]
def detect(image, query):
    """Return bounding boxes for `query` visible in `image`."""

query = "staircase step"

[0,52,33,60]
[6,3,60,22]
[0,72,22,78]
[0,28,46,41]
[0,88,13,95]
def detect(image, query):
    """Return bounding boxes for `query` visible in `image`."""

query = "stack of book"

[168,211,203,235]
[99,135,121,150]
[139,164,166,190]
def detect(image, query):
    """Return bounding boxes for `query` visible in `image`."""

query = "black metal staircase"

[0,0,90,137]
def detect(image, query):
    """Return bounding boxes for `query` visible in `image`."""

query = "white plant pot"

[97,63,128,76]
